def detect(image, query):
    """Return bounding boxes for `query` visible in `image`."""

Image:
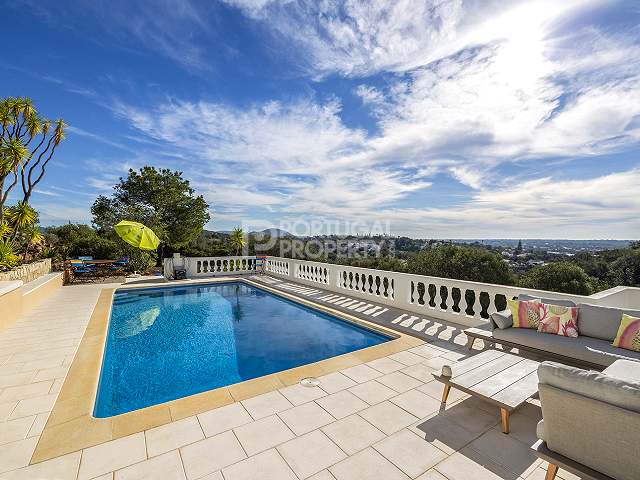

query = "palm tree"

[22,225,44,261]
[8,201,37,241]
[230,227,246,256]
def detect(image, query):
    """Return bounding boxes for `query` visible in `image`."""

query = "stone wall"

[0,259,52,283]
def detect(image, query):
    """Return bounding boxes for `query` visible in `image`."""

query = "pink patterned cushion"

[538,303,579,337]
[507,299,540,329]
[612,314,640,352]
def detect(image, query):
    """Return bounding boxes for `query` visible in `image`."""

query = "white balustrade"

[164,255,640,327]
[265,258,290,276]
[164,256,257,278]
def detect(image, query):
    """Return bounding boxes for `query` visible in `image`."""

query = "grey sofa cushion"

[538,361,640,413]
[493,327,640,367]
[490,309,512,329]
[536,419,545,440]
[518,293,576,307]
[604,359,640,382]
[577,303,640,341]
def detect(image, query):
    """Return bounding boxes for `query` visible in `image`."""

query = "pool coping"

[31,277,425,464]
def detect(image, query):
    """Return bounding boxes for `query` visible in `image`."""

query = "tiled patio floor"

[0,279,583,480]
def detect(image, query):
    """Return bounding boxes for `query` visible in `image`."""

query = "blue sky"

[3,0,640,238]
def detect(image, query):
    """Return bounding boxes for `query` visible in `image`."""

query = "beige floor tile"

[145,416,204,458]
[0,451,80,480]
[279,384,327,406]
[233,415,295,456]
[366,357,404,374]
[197,473,223,480]
[422,357,455,372]
[493,410,540,447]
[0,416,35,446]
[20,356,67,373]
[349,381,396,405]
[33,365,69,382]
[316,372,357,394]
[322,414,385,455]
[418,381,467,403]
[0,381,53,404]
[180,430,246,480]
[388,351,425,366]
[408,345,445,359]
[374,429,447,478]
[416,468,448,480]
[197,402,252,437]
[401,363,437,383]
[115,450,185,480]
[27,413,48,437]
[9,393,57,419]
[341,364,382,383]
[434,450,518,480]
[358,402,418,435]
[77,433,147,480]
[390,389,441,418]
[241,390,293,420]
[316,391,369,419]
[112,405,172,439]
[49,379,64,395]
[222,449,297,480]
[468,429,540,478]
[377,371,423,393]
[308,471,335,480]
[329,447,409,480]
[439,401,499,434]
[278,430,347,479]
[278,401,335,435]
[410,412,491,455]
[0,437,39,475]
[0,373,35,390]
[0,403,16,422]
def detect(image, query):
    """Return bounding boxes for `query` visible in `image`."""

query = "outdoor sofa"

[533,360,640,480]
[464,294,640,369]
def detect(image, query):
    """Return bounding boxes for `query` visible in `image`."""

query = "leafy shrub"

[407,244,515,285]
[127,249,156,274]
[0,239,18,271]
[519,262,596,295]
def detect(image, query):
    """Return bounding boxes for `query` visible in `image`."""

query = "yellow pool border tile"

[32,277,423,464]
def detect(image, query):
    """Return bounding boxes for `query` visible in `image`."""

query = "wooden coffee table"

[432,349,540,434]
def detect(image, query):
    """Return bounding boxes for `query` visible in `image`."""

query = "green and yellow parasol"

[114,221,160,251]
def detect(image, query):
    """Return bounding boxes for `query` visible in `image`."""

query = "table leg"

[500,408,510,434]
[441,384,451,404]
[545,463,558,480]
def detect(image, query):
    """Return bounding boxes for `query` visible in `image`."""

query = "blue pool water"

[94,282,390,417]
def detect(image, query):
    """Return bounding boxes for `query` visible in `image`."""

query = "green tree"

[0,97,66,219]
[519,261,596,295]
[609,249,640,287]
[407,244,515,285]
[229,227,246,255]
[45,224,122,260]
[91,167,210,257]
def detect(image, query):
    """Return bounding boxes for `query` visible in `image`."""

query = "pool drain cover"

[300,377,321,387]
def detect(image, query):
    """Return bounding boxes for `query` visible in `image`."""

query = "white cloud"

[372,169,640,238]
[107,0,640,237]
[354,85,384,105]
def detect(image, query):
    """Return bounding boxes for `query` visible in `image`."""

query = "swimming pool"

[94,281,391,417]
